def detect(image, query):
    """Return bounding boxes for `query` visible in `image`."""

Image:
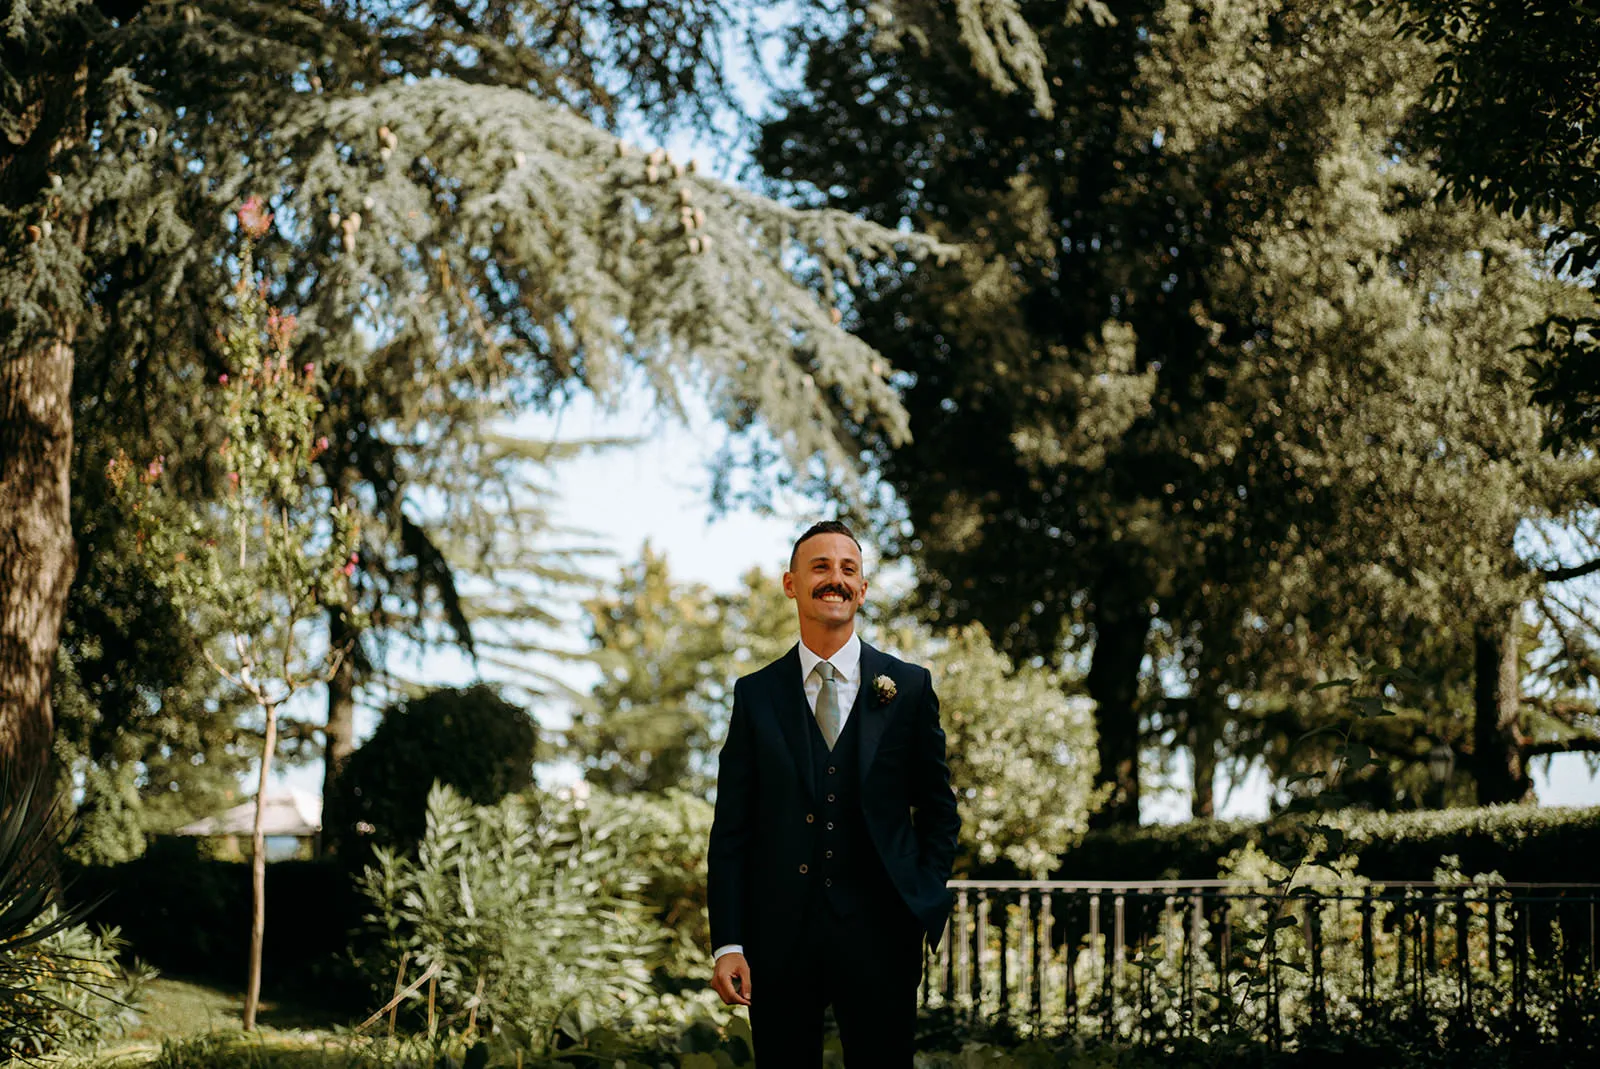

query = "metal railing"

[921,878,1600,1046]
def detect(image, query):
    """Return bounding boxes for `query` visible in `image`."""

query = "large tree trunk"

[1086,593,1152,829]
[319,608,358,856]
[1473,609,1531,804]
[1189,708,1218,820]
[0,37,91,812]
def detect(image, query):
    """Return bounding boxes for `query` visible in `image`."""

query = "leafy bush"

[878,621,1102,877]
[1048,804,1600,883]
[1,775,150,1057]
[355,784,727,1055]
[323,685,538,864]
[2,908,151,1058]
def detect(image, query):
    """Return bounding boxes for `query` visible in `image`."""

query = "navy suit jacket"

[707,640,961,965]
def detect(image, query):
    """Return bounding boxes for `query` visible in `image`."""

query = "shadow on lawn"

[127,976,351,1040]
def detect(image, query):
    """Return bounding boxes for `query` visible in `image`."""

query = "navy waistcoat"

[805,699,899,916]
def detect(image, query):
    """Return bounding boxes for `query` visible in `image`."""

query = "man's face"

[783,532,868,628]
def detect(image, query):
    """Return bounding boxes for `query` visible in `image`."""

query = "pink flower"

[302,361,314,377]
[141,456,165,484]
[227,471,240,488]
[237,195,273,239]
[219,372,229,385]
[266,311,298,350]
[316,435,329,451]
[343,561,357,577]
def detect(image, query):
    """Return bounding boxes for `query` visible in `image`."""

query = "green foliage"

[136,1014,755,1069]
[569,549,794,795]
[869,0,1116,121]
[572,551,1104,872]
[912,1012,1600,1067]
[109,235,364,717]
[1053,804,1600,885]
[53,465,257,864]
[64,849,364,1005]
[0,775,149,1057]
[570,547,731,795]
[354,784,727,1054]
[759,0,1600,820]
[324,685,537,862]
[881,621,1102,877]
[1395,0,1600,451]
[4,2,953,850]
[75,1000,1600,1067]
[1398,0,1600,263]
[1,907,151,1059]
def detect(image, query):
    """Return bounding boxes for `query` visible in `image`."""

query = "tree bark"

[243,698,279,1032]
[1473,608,1532,804]
[319,608,358,855]
[0,39,90,812]
[1189,709,1218,820]
[1086,593,1152,829]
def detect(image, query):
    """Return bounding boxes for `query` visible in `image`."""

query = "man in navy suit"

[707,520,961,1066]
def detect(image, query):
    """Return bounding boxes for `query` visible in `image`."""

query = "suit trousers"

[747,894,924,1068]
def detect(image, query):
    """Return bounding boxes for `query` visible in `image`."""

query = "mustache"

[811,585,853,601]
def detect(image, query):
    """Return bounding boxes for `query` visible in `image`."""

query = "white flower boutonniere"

[873,674,897,705]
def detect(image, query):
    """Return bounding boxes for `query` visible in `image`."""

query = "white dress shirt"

[713,632,863,964]
[798,632,862,731]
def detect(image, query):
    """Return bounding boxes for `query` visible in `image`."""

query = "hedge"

[1047,804,1600,884]
[63,839,364,1007]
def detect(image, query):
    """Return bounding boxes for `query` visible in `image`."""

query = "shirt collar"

[799,631,862,683]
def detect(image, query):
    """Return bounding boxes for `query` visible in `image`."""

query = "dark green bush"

[322,684,537,864]
[1047,805,1600,883]
[63,841,363,1010]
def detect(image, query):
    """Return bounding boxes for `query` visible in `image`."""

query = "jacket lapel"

[855,641,889,786]
[773,644,815,800]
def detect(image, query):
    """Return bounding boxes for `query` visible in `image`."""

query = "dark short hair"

[789,520,863,571]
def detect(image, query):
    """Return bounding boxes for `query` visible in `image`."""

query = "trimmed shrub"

[323,684,537,865]
[1047,805,1600,883]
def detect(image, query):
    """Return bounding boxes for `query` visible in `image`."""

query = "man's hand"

[711,951,752,1006]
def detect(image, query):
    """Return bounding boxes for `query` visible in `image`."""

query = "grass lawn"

[126,975,347,1039]
[72,976,369,1067]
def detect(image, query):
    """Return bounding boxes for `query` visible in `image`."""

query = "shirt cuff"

[712,944,744,961]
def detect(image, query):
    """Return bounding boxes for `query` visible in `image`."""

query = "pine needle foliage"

[1,0,956,802]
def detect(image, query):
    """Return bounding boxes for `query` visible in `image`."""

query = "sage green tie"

[814,661,842,750]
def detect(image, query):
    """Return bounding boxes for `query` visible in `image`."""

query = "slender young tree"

[111,219,363,1029]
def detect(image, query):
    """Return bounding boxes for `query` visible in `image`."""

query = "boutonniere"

[872,674,897,705]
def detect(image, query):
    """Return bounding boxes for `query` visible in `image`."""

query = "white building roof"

[175,790,322,837]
